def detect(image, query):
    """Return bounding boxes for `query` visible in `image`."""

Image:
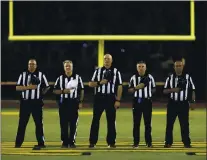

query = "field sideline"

[1,108,206,160]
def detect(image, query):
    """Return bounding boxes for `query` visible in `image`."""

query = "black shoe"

[14,144,21,148]
[33,145,46,150]
[61,143,68,148]
[61,145,68,148]
[70,144,76,148]
[132,144,139,148]
[184,144,192,148]
[108,144,116,148]
[34,144,46,148]
[164,144,172,148]
[146,143,153,148]
[89,144,95,148]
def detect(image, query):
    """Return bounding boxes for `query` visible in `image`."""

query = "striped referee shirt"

[128,73,156,98]
[54,73,84,100]
[164,73,195,101]
[91,67,122,95]
[17,70,50,100]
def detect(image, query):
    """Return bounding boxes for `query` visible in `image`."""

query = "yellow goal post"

[3,0,195,86]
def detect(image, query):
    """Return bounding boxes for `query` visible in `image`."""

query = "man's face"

[174,61,184,74]
[64,62,73,73]
[137,63,146,75]
[28,60,37,72]
[104,54,112,67]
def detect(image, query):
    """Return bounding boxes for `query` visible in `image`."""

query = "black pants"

[58,99,79,145]
[133,98,152,145]
[15,100,45,146]
[165,100,191,145]
[89,95,116,145]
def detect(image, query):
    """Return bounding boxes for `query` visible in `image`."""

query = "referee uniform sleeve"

[128,76,135,89]
[17,73,23,86]
[54,77,61,90]
[42,74,50,87]
[116,71,122,85]
[149,74,156,88]
[78,76,84,90]
[164,77,170,89]
[91,69,98,82]
[189,76,196,90]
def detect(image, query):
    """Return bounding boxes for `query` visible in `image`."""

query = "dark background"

[1,1,207,101]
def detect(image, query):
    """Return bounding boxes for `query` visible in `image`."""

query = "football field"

[1,108,206,160]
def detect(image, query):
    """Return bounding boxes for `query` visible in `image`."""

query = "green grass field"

[1,107,206,160]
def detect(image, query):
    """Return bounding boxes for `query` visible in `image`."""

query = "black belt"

[169,99,188,104]
[134,97,151,100]
[21,99,42,102]
[60,98,78,102]
[133,97,151,103]
[95,93,115,97]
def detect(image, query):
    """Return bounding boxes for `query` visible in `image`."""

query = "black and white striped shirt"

[164,73,195,101]
[54,73,84,100]
[17,71,50,100]
[129,73,156,98]
[91,67,122,95]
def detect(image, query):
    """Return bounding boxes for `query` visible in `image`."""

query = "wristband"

[116,100,120,102]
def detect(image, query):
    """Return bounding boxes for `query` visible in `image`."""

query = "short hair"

[28,58,37,62]
[28,59,37,64]
[137,60,146,65]
[104,53,113,59]
[174,58,184,65]
[174,59,182,62]
[63,60,73,66]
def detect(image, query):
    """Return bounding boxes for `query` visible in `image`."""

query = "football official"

[15,59,50,148]
[53,60,84,148]
[88,54,123,148]
[163,59,196,148]
[128,61,156,148]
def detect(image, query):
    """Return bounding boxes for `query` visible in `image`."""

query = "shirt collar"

[173,72,185,77]
[27,69,38,75]
[64,72,75,78]
[136,72,147,77]
[103,66,113,70]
